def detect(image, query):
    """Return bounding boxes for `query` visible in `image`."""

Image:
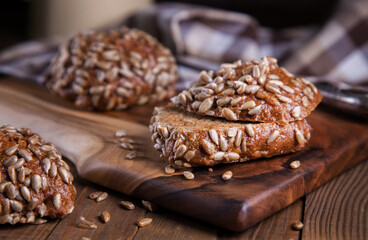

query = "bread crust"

[171,57,322,124]
[0,125,76,224]
[45,27,178,111]
[150,106,311,167]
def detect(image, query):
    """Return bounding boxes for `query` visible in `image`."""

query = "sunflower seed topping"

[239,101,256,110]
[222,108,237,121]
[292,106,301,118]
[18,149,33,162]
[209,129,219,145]
[213,152,225,161]
[199,97,214,113]
[21,186,31,202]
[31,174,42,193]
[245,125,255,137]
[5,144,18,156]
[248,105,262,115]
[201,139,216,155]
[174,145,187,159]
[268,130,280,144]
[295,129,306,145]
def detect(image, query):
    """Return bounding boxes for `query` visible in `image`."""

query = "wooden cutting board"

[1,78,367,232]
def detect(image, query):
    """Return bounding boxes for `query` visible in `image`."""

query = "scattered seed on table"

[208,168,213,172]
[96,192,108,202]
[142,200,156,212]
[183,171,194,180]
[290,160,301,169]
[222,171,233,181]
[292,221,304,230]
[89,191,103,200]
[100,211,110,223]
[78,216,97,229]
[82,237,91,240]
[165,165,175,174]
[126,151,137,160]
[137,218,153,227]
[121,201,135,210]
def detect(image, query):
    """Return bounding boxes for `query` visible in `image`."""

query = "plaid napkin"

[0,0,367,87]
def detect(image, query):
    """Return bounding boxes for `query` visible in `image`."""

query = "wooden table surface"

[0,78,367,240]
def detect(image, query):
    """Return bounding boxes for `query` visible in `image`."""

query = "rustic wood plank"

[134,209,217,240]
[302,159,368,240]
[217,199,303,240]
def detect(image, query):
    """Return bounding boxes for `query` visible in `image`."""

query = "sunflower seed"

[174,145,187,159]
[258,74,266,85]
[222,108,237,121]
[183,171,194,180]
[235,130,243,147]
[174,160,183,166]
[2,198,10,215]
[267,74,280,80]
[27,198,39,210]
[24,177,30,187]
[17,167,25,183]
[126,151,137,160]
[26,211,35,223]
[21,186,31,202]
[244,85,260,94]
[303,87,314,100]
[191,101,202,110]
[31,174,42,193]
[10,200,23,212]
[239,100,256,110]
[231,97,242,106]
[302,96,309,107]
[53,193,61,209]
[5,184,16,199]
[165,165,175,174]
[137,218,152,227]
[142,200,156,212]
[245,125,255,137]
[290,160,301,169]
[213,152,225,161]
[268,80,283,86]
[96,192,108,202]
[28,145,41,156]
[292,106,301,118]
[18,149,33,162]
[0,181,10,193]
[201,139,216,155]
[222,171,233,181]
[13,158,24,169]
[295,129,306,145]
[268,130,280,144]
[178,93,187,106]
[256,89,268,99]
[224,152,240,161]
[219,135,228,152]
[42,158,51,174]
[265,83,281,94]
[276,94,292,103]
[5,144,18,156]
[184,151,195,161]
[280,85,295,94]
[241,139,247,153]
[78,216,98,229]
[217,97,231,106]
[199,97,214,113]
[100,211,110,223]
[121,201,135,210]
[209,129,219,145]
[4,155,18,168]
[292,221,304,230]
[252,65,260,78]
[7,166,16,184]
[227,127,238,138]
[58,167,70,184]
[49,162,57,178]
[248,105,262,115]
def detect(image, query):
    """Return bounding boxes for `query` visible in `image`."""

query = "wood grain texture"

[0,78,367,232]
[302,160,368,240]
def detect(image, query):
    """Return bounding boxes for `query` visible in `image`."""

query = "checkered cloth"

[0,0,367,87]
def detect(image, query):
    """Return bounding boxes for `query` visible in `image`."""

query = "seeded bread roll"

[45,27,178,110]
[150,105,311,167]
[0,125,76,225]
[171,57,322,124]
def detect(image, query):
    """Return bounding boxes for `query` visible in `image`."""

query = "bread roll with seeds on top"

[45,27,178,111]
[0,125,76,225]
[171,57,322,124]
[149,105,311,168]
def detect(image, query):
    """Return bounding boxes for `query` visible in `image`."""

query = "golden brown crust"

[171,57,322,124]
[45,27,178,111]
[150,105,311,167]
[0,125,76,224]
